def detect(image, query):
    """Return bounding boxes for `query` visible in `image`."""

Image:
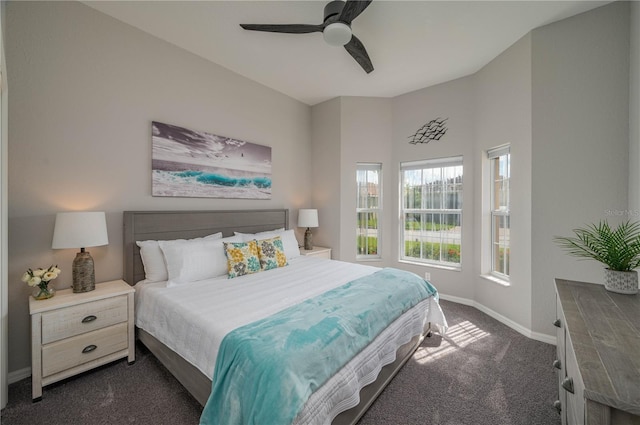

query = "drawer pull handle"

[562,377,574,394]
[82,315,97,324]
[553,400,562,414]
[82,345,97,354]
[553,359,561,370]
[553,319,561,328]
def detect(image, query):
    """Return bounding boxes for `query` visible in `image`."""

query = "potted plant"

[554,220,640,294]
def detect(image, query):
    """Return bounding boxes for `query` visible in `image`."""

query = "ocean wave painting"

[151,121,272,199]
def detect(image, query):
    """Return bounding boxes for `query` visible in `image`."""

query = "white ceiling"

[83,0,610,106]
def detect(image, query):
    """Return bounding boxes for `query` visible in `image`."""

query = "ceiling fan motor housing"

[323,0,352,46]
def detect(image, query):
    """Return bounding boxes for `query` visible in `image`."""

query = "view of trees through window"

[356,164,381,259]
[355,152,508,274]
[401,159,463,267]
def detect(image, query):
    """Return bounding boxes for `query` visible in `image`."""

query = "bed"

[123,209,447,425]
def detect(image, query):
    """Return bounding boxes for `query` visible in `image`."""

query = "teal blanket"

[200,268,438,425]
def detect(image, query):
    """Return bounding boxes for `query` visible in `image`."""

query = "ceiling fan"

[240,0,374,74]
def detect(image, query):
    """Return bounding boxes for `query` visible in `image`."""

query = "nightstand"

[300,246,332,259]
[30,279,135,401]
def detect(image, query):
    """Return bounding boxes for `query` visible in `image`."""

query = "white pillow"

[235,228,300,259]
[279,229,301,259]
[159,235,242,287]
[136,232,222,283]
[234,228,284,239]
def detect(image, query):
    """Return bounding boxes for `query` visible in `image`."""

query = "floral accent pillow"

[223,240,261,279]
[256,236,288,271]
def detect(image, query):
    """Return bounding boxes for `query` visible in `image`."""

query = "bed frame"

[123,209,428,425]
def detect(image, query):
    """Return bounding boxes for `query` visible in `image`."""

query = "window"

[488,146,510,278]
[400,157,463,268]
[356,163,382,259]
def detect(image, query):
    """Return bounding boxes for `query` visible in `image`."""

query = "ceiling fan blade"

[339,0,373,25]
[344,34,373,73]
[240,24,323,34]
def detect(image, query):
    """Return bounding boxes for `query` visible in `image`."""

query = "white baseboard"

[438,293,474,306]
[8,366,30,384]
[438,293,557,345]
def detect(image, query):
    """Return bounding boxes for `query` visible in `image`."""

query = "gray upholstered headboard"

[122,209,289,285]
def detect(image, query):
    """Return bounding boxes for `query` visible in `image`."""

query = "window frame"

[356,163,382,261]
[399,156,463,269]
[488,145,510,280]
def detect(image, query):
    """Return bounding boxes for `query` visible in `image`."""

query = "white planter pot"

[604,269,639,294]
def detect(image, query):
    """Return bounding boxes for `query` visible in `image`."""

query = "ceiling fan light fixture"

[323,22,352,46]
[240,0,373,72]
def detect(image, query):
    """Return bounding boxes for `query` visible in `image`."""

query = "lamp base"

[304,227,313,250]
[72,250,95,293]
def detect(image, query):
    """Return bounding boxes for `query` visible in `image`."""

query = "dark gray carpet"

[1,300,559,425]
[1,343,203,425]
[358,300,560,425]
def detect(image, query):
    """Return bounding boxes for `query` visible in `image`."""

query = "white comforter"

[135,257,447,424]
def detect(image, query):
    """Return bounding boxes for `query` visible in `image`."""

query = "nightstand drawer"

[41,295,128,344]
[42,322,128,377]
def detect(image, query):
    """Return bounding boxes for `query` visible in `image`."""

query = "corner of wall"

[310,97,343,257]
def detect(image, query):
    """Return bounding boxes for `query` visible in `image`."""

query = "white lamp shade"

[52,211,109,249]
[323,22,352,46]
[298,209,319,228]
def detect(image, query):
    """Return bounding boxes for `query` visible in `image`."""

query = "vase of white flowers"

[23,265,61,300]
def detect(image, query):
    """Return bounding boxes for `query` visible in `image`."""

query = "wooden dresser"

[554,279,640,424]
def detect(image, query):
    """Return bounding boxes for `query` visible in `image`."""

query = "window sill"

[356,257,382,262]
[480,274,510,287]
[398,260,461,272]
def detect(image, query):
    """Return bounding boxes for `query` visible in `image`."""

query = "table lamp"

[298,209,319,250]
[52,211,109,293]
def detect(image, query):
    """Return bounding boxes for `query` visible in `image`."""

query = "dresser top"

[555,279,640,415]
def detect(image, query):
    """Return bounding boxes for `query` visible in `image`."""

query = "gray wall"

[6,1,311,374]
[531,1,630,335]
[310,97,393,264]
[390,77,476,300]
[339,97,392,265]
[630,1,640,212]
[312,1,631,342]
[310,98,342,257]
[1,0,8,408]
[473,33,533,331]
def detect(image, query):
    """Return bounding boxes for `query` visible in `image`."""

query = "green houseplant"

[554,220,640,294]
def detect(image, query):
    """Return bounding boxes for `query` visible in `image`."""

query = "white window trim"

[479,273,510,286]
[486,145,510,282]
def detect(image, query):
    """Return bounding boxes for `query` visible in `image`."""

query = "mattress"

[135,256,447,424]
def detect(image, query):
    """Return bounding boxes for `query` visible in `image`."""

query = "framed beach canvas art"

[151,121,272,199]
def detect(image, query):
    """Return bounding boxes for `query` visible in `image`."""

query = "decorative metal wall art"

[408,117,449,145]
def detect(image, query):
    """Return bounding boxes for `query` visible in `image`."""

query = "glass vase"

[32,284,55,300]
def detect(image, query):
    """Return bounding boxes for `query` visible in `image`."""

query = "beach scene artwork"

[152,121,272,199]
